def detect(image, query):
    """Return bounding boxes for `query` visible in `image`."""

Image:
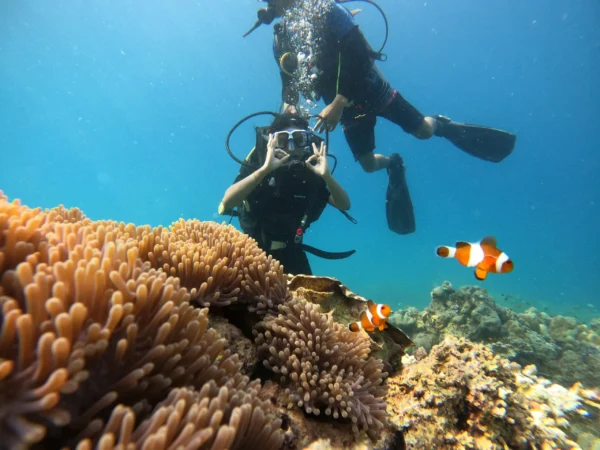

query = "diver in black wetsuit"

[218,113,352,275]
[243,0,516,236]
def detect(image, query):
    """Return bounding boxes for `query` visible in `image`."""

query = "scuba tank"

[243,0,389,61]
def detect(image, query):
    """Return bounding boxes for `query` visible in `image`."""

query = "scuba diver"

[243,0,517,235]
[219,112,355,275]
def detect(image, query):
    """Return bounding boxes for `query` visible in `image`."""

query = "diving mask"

[272,129,313,172]
[273,129,312,150]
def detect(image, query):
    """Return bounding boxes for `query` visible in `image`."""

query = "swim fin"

[434,115,516,163]
[386,153,416,235]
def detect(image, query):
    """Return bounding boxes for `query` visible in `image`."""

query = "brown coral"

[286,274,413,375]
[136,219,289,314]
[75,380,282,450]
[254,297,388,440]
[388,335,594,450]
[0,193,283,450]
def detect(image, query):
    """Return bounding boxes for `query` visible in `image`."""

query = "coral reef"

[390,281,600,388]
[258,380,405,450]
[387,335,599,450]
[286,274,413,374]
[75,381,282,450]
[254,297,388,440]
[136,219,289,314]
[0,193,399,449]
[0,193,283,449]
[3,191,599,450]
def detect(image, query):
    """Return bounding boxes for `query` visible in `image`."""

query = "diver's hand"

[262,134,290,173]
[306,141,330,178]
[314,95,348,133]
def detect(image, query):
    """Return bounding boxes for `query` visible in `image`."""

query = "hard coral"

[254,297,388,440]
[390,281,600,389]
[0,192,283,450]
[388,335,595,450]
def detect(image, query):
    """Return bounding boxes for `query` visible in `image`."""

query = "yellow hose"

[279,52,299,78]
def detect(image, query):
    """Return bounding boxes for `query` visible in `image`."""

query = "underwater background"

[1,0,598,317]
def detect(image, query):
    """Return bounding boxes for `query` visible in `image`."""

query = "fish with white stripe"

[348,300,391,332]
[436,236,514,280]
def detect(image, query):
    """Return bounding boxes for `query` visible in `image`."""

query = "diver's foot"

[387,153,406,186]
[433,114,452,137]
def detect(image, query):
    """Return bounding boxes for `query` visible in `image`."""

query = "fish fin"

[474,267,488,280]
[480,236,497,248]
[456,241,470,248]
[367,299,376,307]
[478,256,496,271]
[379,322,388,331]
[348,322,360,332]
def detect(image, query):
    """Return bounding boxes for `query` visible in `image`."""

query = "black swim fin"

[434,115,516,163]
[386,154,416,235]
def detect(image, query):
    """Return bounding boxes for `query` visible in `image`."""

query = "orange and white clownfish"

[436,236,514,281]
[348,300,392,332]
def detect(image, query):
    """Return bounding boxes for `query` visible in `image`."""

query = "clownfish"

[348,300,392,332]
[436,236,514,281]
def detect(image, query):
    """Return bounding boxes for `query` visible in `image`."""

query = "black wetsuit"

[234,148,330,275]
[274,4,426,160]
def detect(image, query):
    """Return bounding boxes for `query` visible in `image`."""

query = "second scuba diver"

[244,0,517,236]
[219,113,355,275]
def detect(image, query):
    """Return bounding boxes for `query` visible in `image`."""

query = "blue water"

[1,0,598,316]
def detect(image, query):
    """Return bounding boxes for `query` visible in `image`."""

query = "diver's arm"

[306,141,350,209]
[323,173,351,211]
[314,93,349,133]
[220,136,291,212]
[220,166,269,212]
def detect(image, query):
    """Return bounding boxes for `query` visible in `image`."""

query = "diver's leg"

[414,116,438,139]
[293,250,312,276]
[386,153,416,234]
[379,90,438,139]
[366,93,418,234]
[342,108,416,234]
[271,247,312,275]
[357,153,391,173]
[342,114,392,173]
[380,91,516,161]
